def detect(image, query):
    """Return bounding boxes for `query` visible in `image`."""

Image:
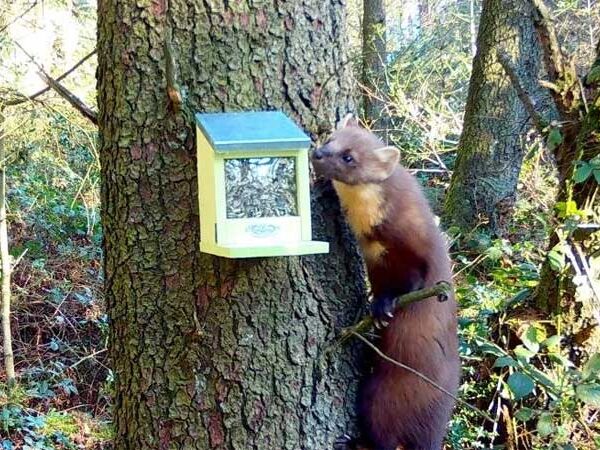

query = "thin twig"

[334,282,453,346]
[350,331,495,424]
[68,348,107,370]
[0,1,37,35]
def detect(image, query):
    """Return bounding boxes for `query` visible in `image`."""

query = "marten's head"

[311,114,400,185]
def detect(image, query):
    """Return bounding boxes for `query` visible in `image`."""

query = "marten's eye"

[342,154,354,164]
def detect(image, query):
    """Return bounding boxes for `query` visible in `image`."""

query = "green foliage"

[573,157,600,184]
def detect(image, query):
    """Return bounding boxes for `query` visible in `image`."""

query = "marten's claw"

[371,295,396,324]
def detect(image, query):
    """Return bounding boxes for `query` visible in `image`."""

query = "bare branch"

[10,40,97,124]
[497,51,547,132]
[4,49,97,106]
[333,281,453,346]
[36,71,98,124]
[0,1,37,35]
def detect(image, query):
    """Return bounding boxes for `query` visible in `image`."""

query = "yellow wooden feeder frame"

[196,111,329,258]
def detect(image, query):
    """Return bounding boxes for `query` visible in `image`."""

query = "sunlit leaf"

[542,335,561,349]
[515,345,537,361]
[575,383,600,407]
[521,324,546,353]
[583,353,600,380]
[547,249,565,272]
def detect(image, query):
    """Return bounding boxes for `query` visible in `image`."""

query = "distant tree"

[444,0,551,235]
[97,0,366,448]
[363,0,387,126]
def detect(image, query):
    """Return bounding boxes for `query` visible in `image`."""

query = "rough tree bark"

[362,0,387,126]
[97,1,366,449]
[444,0,551,235]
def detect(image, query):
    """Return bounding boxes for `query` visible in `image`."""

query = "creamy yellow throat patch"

[361,239,387,263]
[332,181,386,237]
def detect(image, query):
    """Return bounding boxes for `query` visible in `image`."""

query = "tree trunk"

[363,0,387,127]
[97,1,366,449]
[444,0,549,235]
[0,107,15,384]
[534,40,600,315]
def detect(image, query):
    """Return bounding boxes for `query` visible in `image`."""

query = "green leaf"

[547,249,565,272]
[507,372,535,400]
[573,162,592,183]
[594,169,600,184]
[555,200,586,219]
[549,353,573,369]
[547,128,563,151]
[521,325,546,353]
[528,366,557,389]
[536,412,554,437]
[515,345,537,361]
[494,356,517,368]
[541,335,561,349]
[514,407,535,422]
[479,341,506,357]
[583,353,600,380]
[575,383,600,407]
[485,245,503,261]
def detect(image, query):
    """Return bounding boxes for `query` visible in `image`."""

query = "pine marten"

[312,115,460,450]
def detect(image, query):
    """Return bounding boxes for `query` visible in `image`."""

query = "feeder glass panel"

[225,157,298,219]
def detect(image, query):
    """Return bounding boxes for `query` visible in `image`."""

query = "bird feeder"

[196,111,329,258]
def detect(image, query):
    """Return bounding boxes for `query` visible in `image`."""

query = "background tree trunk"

[97,1,366,449]
[363,0,387,128]
[534,37,600,317]
[444,0,550,235]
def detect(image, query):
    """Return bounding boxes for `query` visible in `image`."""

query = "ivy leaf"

[507,372,535,400]
[594,169,600,184]
[514,407,535,422]
[536,412,554,437]
[575,383,600,407]
[494,356,517,368]
[546,128,563,151]
[573,162,592,183]
[583,353,600,381]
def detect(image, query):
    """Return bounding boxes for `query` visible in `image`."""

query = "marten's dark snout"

[313,148,324,160]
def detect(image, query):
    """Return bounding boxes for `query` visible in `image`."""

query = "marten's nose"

[313,148,324,160]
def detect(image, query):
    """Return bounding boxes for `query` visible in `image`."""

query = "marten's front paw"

[370,295,395,328]
[333,434,359,450]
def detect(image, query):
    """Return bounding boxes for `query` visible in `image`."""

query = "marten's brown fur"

[312,116,460,450]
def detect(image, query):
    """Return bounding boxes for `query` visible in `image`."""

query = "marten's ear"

[373,146,400,168]
[337,113,359,129]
